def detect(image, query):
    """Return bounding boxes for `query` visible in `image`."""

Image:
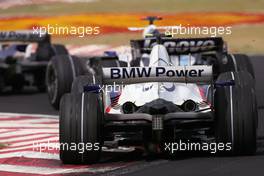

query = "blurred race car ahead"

[46,16,172,109]
[59,17,257,164]
[0,31,68,93]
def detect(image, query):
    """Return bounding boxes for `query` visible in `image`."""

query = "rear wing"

[102,65,212,85]
[0,31,50,43]
[131,37,224,56]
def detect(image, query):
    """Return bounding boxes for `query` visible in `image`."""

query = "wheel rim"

[46,63,58,104]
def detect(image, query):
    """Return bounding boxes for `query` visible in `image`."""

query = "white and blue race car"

[59,21,257,163]
[0,31,68,93]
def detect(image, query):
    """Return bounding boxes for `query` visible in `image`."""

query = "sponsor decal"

[142,84,153,92]
[148,40,216,53]
[161,83,176,92]
[110,67,205,79]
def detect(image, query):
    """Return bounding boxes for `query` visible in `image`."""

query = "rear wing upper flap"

[130,37,224,55]
[0,31,50,43]
[102,65,213,85]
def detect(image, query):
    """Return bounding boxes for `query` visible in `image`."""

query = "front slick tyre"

[215,71,257,155]
[59,92,103,164]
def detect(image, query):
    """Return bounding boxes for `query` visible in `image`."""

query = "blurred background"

[0,2,264,175]
[1,0,264,54]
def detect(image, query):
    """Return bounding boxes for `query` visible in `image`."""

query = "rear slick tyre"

[59,92,103,164]
[215,71,257,155]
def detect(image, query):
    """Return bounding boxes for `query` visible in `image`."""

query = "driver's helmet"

[143,24,159,38]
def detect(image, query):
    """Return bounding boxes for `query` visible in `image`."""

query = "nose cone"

[149,44,170,66]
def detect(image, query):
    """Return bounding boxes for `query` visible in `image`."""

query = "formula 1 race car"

[46,45,127,109]
[46,16,161,109]
[0,31,68,93]
[59,24,257,164]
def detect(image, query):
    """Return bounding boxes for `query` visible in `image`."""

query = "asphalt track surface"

[0,55,264,176]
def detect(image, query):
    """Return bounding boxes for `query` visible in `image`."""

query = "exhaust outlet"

[181,100,197,112]
[122,102,137,114]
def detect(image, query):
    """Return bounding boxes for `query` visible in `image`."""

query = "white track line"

[11,136,58,147]
[0,164,122,175]
[0,142,59,153]
[0,129,12,133]
[0,112,58,119]
[0,123,58,128]
[0,134,57,143]
[38,142,60,150]
[0,129,58,138]
[0,119,58,124]
[0,145,46,153]
[0,151,59,160]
